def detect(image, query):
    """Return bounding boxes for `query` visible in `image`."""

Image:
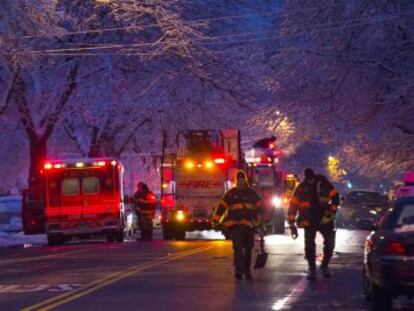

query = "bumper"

[46,220,121,236]
[372,257,414,296]
[161,219,212,231]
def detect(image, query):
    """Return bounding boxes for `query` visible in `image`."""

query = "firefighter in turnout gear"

[212,170,262,280]
[288,168,340,280]
[133,182,156,241]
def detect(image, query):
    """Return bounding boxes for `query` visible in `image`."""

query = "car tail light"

[384,241,406,255]
[214,158,225,164]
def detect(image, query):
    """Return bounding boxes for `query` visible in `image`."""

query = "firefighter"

[288,168,340,281]
[253,136,276,149]
[212,170,262,280]
[133,182,156,241]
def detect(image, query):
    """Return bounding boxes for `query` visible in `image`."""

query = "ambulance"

[23,158,126,245]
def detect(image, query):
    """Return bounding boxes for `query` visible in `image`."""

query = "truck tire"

[107,234,115,242]
[174,228,186,240]
[115,229,124,243]
[273,209,285,234]
[140,229,153,241]
[162,225,174,240]
[47,234,64,246]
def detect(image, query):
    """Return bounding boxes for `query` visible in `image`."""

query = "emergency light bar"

[43,159,118,170]
[214,158,225,164]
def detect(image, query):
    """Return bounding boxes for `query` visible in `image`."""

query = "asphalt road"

[0,229,412,311]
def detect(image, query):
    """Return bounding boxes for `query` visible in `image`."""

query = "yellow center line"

[21,244,221,311]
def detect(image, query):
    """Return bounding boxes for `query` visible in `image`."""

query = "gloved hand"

[290,225,298,240]
[321,212,335,225]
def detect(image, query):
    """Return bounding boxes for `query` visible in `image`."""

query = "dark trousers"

[230,225,255,275]
[304,222,336,268]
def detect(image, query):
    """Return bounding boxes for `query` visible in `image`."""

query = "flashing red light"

[269,143,275,149]
[385,241,406,255]
[30,220,36,225]
[260,156,272,163]
[97,161,106,167]
[54,164,62,169]
[44,163,52,170]
[214,158,225,164]
[147,193,157,204]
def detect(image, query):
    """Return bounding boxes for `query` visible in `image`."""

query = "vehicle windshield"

[346,191,384,204]
[251,167,275,187]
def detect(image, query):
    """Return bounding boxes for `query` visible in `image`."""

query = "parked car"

[336,191,388,229]
[363,197,414,310]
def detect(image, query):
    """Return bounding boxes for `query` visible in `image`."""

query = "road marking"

[21,244,220,311]
[0,284,82,293]
[271,276,308,310]
[0,244,121,266]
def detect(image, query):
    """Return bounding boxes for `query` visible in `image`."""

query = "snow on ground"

[0,195,46,247]
[0,195,23,232]
[0,231,46,247]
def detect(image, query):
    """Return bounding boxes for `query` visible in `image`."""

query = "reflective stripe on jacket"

[212,186,262,228]
[288,175,339,227]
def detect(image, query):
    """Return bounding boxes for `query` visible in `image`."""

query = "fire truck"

[244,147,299,234]
[245,149,285,234]
[160,129,241,240]
[22,158,126,245]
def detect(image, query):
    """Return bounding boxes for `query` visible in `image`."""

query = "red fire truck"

[244,148,299,234]
[22,158,126,245]
[160,129,241,240]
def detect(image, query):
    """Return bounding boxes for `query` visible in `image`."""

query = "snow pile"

[0,231,46,247]
[0,195,22,232]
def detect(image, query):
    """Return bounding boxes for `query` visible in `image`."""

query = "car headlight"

[369,210,377,215]
[272,196,282,208]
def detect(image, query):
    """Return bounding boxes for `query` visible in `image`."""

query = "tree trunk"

[27,133,47,200]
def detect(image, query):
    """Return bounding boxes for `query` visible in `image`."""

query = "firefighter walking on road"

[212,171,262,280]
[288,168,340,281]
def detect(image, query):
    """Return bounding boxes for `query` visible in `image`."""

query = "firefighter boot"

[307,261,317,281]
[234,273,243,280]
[320,265,331,278]
[321,252,332,278]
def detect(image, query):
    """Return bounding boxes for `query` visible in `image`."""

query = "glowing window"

[82,177,100,195]
[62,178,80,196]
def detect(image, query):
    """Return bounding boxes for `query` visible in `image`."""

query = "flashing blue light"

[347,182,353,189]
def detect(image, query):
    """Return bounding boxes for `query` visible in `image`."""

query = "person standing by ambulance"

[288,168,340,280]
[212,171,262,280]
[133,182,156,241]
